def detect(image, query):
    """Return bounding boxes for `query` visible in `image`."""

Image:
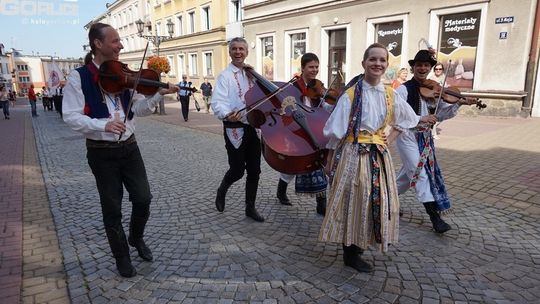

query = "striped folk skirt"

[319,143,400,253]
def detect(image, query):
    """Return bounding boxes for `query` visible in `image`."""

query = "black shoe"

[316,196,326,215]
[276,179,291,205]
[344,256,373,272]
[245,204,265,222]
[115,256,137,277]
[343,244,373,273]
[215,187,226,212]
[423,202,452,234]
[399,209,403,217]
[128,237,153,261]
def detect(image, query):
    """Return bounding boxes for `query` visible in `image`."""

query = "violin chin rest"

[247,110,266,128]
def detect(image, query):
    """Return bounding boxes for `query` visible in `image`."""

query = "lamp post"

[135,19,174,56]
[136,19,174,115]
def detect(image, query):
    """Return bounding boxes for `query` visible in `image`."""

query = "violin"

[98,60,170,95]
[243,67,330,175]
[305,79,340,105]
[419,79,487,109]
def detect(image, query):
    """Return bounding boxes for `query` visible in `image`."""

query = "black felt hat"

[408,50,437,67]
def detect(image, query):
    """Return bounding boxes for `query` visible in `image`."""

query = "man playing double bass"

[211,37,265,222]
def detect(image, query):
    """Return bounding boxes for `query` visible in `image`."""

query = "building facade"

[242,0,538,117]
[150,0,243,87]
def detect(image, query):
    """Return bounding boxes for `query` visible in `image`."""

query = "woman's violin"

[419,79,487,109]
[98,60,170,95]
[305,79,340,105]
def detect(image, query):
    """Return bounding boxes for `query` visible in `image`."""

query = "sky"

[0,0,111,58]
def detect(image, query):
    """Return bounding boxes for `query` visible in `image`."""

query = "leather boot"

[245,179,264,222]
[245,201,265,222]
[128,215,153,261]
[316,195,326,215]
[105,226,136,277]
[215,179,231,212]
[276,179,291,205]
[342,244,373,273]
[423,202,452,233]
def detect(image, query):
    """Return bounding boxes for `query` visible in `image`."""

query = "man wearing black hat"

[393,49,469,234]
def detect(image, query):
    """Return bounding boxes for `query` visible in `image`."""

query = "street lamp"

[135,19,174,56]
[136,19,174,115]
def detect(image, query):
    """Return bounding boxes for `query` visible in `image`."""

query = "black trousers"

[86,139,152,229]
[179,96,190,120]
[221,122,261,202]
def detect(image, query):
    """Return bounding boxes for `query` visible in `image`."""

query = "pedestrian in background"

[62,22,179,277]
[391,67,408,89]
[0,85,10,119]
[28,84,38,117]
[200,77,213,113]
[177,75,194,121]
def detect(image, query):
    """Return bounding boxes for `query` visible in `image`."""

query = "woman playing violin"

[319,43,432,273]
[276,52,334,216]
[62,23,179,278]
[394,49,479,234]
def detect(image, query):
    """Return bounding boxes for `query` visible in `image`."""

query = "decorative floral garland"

[147,56,170,74]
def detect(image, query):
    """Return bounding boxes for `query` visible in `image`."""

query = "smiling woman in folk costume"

[319,43,437,272]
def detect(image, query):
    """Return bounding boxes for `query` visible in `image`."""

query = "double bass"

[243,67,330,175]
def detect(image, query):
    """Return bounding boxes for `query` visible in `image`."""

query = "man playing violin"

[394,49,477,234]
[63,23,179,277]
[276,52,333,215]
[211,37,265,222]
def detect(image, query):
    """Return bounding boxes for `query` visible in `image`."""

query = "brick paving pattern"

[2,97,540,303]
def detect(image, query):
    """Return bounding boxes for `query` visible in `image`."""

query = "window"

[18,76,30,82]
[231,0,241,22]
[167,55,175,76]
[189,53,198,76]
[175,15,183,36]
[188,11,195,34]
[260,36,274,80]
[17,64,28,71]
[289,32,306,76]
[155,21,161,36]
[177,54,185,78]
[201,6,210,31]
[128,8,132,23]
[203,52,213,76]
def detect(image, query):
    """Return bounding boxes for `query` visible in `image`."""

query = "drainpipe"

[523,0,540,116]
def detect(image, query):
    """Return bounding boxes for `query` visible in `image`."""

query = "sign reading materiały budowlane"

[438,10,481,89]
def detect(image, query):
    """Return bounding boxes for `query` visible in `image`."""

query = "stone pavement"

[1,98,540,303]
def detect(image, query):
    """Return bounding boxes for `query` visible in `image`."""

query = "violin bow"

[118,41,151,141]
[317,69,341,108]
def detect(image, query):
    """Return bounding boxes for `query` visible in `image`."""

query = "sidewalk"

[0,99,69,304]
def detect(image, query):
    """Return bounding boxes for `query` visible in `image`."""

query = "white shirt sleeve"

[211,73,232,120]
[323,93,351,149]
[393,88,421,130]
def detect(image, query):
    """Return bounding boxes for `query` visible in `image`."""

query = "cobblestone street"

[2,100,540,303]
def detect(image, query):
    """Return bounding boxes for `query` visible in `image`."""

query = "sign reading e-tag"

[495,16,514,24]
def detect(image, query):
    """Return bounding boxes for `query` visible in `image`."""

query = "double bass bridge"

[279,96,298,115]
